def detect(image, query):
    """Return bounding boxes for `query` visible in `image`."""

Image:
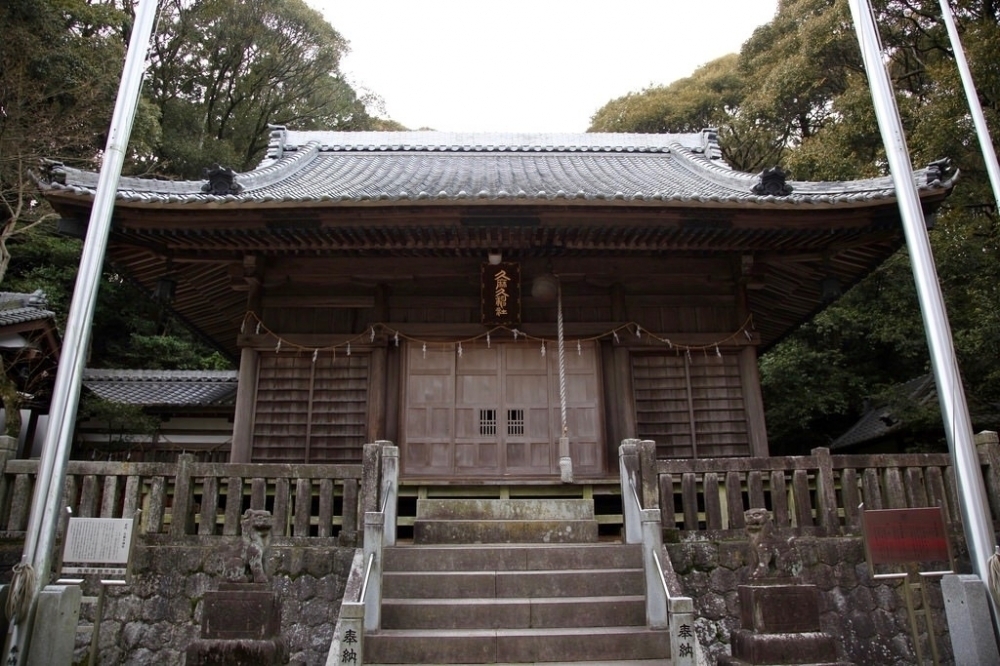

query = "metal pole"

[2,1,158,662]
[848,0,1000,638]
[937,0,1000,211]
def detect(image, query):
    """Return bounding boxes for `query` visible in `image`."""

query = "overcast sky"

[310,1,780,133]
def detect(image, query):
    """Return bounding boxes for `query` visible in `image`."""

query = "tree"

[2,0,389,374]
[589,0,1000,450]
[145,0,375,177]
[0,0,153,284]
[753,0,1000,451]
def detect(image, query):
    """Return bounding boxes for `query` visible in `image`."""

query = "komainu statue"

[744,507,776,579]
[241,509,274,583]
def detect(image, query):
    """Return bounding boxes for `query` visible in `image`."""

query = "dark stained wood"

[252,352,369,463]
[632,351,751,460]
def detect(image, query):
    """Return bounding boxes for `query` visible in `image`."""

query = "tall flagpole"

[848,0,1000,636]
[937,0,1000,211]
[2,0,159,662]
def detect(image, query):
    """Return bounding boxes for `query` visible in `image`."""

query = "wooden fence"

[0,444,388,543]
[641,433,1000,535]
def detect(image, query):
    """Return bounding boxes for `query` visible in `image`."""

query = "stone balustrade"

[648,434,1000,536]
[0,453,373,545]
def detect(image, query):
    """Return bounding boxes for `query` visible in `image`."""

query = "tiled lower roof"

[82,369,238,407]
[0,291,55,326]
[831,375,936,449]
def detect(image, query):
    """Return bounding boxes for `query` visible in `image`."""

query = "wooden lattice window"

[632,351,749,459]
[252,352,369,463]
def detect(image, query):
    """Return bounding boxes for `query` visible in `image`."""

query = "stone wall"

[73,537,356,666]
[667,530,963,666]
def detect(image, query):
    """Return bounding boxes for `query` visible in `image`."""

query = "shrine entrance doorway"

[402,341,603,477]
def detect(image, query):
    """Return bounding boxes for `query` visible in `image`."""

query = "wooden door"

[402,341,603,477]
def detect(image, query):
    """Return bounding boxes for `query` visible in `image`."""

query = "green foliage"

[590,55,744,134]
[78,394,159,449]
[145,0,376,177]
[756,0,1000,451]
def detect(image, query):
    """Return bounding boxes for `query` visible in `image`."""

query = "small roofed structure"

[39,129,956,475]
[76,369,237,462]
[0,290,60,456]
[832,374,1000,453]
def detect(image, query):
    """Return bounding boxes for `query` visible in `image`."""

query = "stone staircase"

[363,498,671,664]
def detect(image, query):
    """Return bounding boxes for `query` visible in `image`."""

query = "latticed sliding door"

[252,352,370,463]
[632,352,749,459]
[403,341,603,477]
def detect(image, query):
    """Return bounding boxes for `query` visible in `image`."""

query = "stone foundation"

[72,538,356,666]
[666,533,961,666]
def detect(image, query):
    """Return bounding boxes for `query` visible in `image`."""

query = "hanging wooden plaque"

[481,262,521,326]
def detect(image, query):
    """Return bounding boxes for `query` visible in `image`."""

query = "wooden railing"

[0,451,380,543]
[642,433,1000,535]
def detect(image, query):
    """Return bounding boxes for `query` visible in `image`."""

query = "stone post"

[811,447,840,534]
[619,440,641,544]
[329,602,365,666]
[942,574,1000,666]
[638,439,659,511]
[170,453,195,536]
[669,596,697,666]
[380,444,398,547]
[641,508,667,628]
[360,443,380,519]
[27,585,81,666]
[975,431,1000,518]
[363,511,384,632]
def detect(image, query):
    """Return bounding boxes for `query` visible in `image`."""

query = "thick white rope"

[557,280,567,437]
[6,562,35,623]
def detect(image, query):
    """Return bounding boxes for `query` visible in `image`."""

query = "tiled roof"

[830,375,937,449]
[40,129,955,209]
[82,369,238,407]
[0,290,55,327]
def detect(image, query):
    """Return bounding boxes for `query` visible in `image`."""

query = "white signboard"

[63,517,134,565]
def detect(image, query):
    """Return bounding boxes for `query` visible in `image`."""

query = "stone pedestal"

[185,583,286,665]
[719,584,852,666]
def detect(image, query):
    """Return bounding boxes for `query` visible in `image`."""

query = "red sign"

[862,507,951,566]
[481,262,520,326]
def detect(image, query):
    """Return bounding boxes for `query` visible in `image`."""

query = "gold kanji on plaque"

[481,262,521,326]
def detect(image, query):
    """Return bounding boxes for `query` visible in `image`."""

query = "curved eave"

[40,181,955,213]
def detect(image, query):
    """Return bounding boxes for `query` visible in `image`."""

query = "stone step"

[383,568,645,599]
[413,519,598,544]
[382,595,646,630]
[365,626,670,664]
[416,499,595,521]
[384,543,642,572]
[365,659,664,666]
[413,499,600,544]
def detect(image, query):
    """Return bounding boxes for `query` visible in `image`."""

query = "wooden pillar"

[230,260,262,463]
[230,347,259,463]
[740,347,768,457]
[736,258,769,457]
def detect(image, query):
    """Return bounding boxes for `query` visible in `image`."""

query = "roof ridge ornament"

[700,128,723,160]
[752,166,793,197]
[266,124,288,160]
[41,159,67,185]
[202,164,243,196]
[925,157,952,185]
